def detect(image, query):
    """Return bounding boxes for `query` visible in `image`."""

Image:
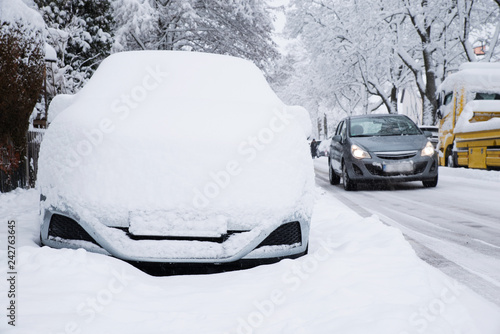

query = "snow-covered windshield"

[350,116,421,137]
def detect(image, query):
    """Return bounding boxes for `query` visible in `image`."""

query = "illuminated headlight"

[351,144,371,159]
[421,141,435,157]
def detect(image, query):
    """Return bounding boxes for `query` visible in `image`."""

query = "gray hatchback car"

[328,114,438,190]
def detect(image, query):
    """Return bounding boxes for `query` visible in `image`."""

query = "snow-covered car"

[38,51,314,268]
[316,139,331,157]
[328,114,439,190]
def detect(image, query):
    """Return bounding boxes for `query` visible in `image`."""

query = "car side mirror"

[423,131,432,138]
[331,135,342,143]
[436,110,443,120]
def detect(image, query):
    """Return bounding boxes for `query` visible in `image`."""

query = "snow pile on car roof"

[38,51,314,230]
[439,63,500,96]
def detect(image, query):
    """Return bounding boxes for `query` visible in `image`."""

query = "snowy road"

[314,157,500,307]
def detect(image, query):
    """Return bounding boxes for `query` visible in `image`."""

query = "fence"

[27,129,45,187]
[0,129,45,192]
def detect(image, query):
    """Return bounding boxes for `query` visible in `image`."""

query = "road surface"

[314,157,500,307]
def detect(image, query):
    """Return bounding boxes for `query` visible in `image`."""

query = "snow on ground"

[314,157,500,306]
[1,187,500,334]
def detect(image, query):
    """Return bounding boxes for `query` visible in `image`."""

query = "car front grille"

[123,229,240,244]
[48,214,99,245]
[257,221,302,248]
[48,214,302,250]
[374,151,417,160]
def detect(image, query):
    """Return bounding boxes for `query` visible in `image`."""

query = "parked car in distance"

[316,139,330,157]
[38,51,315,271]
[328,114,438,190]
[419,125,439,148]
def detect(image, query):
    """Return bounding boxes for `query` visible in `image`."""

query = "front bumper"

[40,209,309,263]
[346,153,438,183]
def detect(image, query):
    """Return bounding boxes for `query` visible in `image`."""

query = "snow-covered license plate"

[128,211,228,237]
[383,161,413,173]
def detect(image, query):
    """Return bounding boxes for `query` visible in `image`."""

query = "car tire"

[422,176,438,188]
[329,161,340,185]
[342,163,356,191]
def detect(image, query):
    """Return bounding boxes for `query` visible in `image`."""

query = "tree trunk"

[422,46,438,125]
[390,85,398,114]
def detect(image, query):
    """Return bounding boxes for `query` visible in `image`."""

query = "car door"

[329,120,346,173]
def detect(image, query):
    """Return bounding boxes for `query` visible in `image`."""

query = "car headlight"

[421,141,435,157]
[351,144,371,159]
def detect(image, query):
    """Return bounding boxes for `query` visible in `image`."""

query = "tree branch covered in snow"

[112,0,279,75]
[272,0,500,131]
[35,0,115,94]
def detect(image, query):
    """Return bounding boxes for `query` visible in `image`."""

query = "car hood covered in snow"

[38,51,314,232]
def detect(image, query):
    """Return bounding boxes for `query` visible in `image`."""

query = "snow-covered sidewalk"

[1,188,500,334]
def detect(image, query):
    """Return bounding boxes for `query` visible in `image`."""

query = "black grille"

[257,222,302,248]
[49,214,99,245]
[375,152,417,160]
[124,229,242,243]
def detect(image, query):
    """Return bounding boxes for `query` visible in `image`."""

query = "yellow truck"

[436,62,500,169]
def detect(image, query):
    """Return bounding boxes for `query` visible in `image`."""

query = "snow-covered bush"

[0,0,45,192]
[34,0,114,93]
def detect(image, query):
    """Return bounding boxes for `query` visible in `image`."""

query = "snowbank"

[1,188,499,333]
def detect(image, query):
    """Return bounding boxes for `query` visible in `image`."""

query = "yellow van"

[436,63,500,169]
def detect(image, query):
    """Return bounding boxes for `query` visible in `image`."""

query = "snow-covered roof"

[439,62,500,93]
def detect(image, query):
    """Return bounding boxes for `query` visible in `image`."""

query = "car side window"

[335,121,343,136]
[340,121,346,140]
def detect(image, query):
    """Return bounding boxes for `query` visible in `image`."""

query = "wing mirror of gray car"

[332,135,342,143]
[423,131,432,138]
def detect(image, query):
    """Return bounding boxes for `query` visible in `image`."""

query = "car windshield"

[350,116,422,137]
